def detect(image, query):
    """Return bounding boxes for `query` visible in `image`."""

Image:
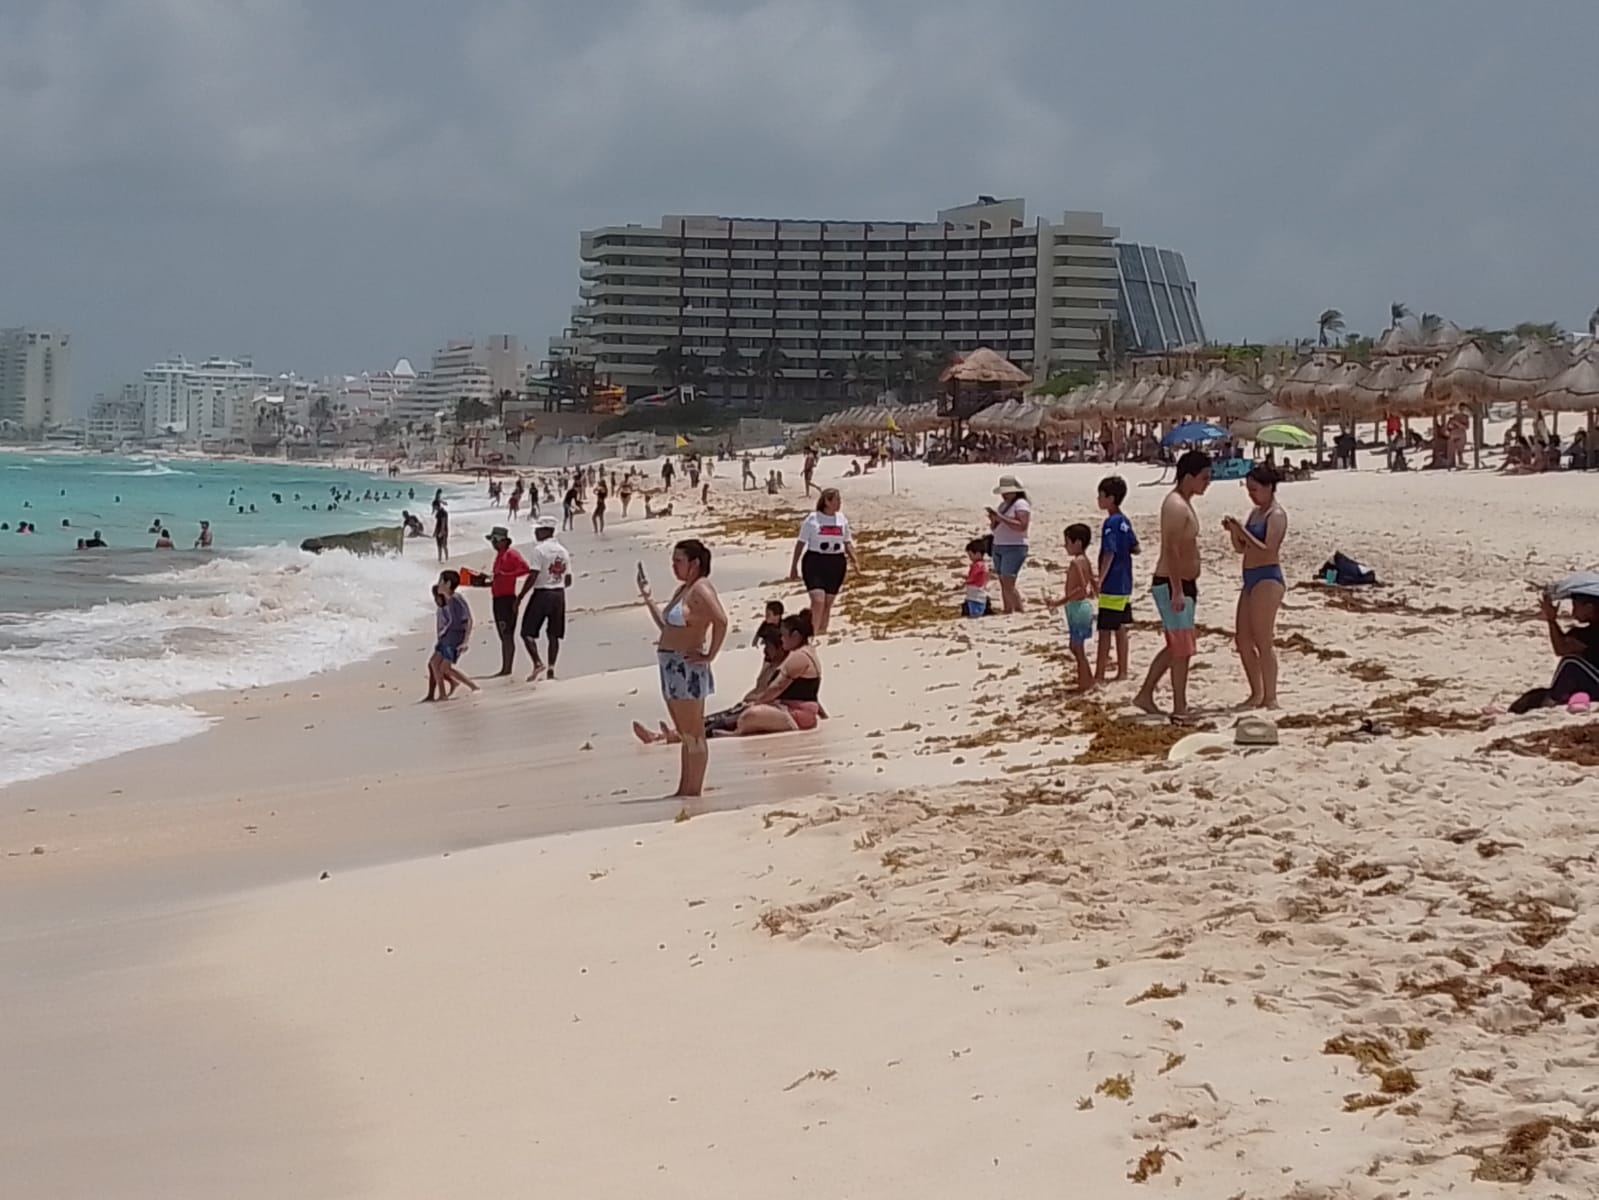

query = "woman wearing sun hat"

[985,474,1032,613]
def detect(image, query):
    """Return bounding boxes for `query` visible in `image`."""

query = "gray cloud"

[1,0,1595,403]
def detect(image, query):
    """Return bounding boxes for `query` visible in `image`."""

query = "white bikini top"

[664,591,689,627]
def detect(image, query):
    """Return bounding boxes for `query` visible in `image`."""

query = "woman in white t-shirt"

[985,474,1032,613]
[788,487,858,637]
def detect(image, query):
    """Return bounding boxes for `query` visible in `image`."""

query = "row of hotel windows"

[598,255,1044,272]
[591,277,1054,294]
[594,235,1044,253]
[597,340,1039,365]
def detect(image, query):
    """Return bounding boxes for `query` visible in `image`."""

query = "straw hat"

[993,474,1024,496]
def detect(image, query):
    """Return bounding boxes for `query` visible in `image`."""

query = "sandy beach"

[4,450,1599,1197]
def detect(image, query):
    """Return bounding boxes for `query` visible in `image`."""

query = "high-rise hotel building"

[549,197,1203,397]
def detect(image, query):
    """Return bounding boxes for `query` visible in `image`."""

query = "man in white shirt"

[517,516,573,682]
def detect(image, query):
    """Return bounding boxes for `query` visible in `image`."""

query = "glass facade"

[1113,243,1205,353]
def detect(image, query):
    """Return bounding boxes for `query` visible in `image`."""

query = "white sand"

[5,448,1599,1196]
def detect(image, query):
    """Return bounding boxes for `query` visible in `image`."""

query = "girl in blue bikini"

[1223,464,1288,709]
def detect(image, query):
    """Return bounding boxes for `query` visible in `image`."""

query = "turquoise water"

[0,452,426,563]
[0,452,471,788]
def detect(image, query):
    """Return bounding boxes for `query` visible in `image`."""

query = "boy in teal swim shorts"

[1047,523,1099,693]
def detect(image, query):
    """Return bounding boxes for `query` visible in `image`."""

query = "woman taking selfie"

[638,539,729,799]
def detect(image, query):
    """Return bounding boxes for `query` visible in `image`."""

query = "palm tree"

[652,341,688,389]
[1316,308,1345,347]
[896,348,927,403]
[1418,312,1444,335]
[822,357,848,400]
[308,395,332,449]
[1513,321,1564,342]
[847,352,881,403]
[715,342,746,404]
[1465,326,1510,353]
[751,343,789,405]
[1389,302,1411,329]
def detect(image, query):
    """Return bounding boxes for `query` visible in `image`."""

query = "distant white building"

[0,328,72,433]
[87,385,146,444]
[395,338,520,425]
[138,355,269,442]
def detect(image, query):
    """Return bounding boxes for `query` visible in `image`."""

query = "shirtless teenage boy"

[1133,450,1211,719]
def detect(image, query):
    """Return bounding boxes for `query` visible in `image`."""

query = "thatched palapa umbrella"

[1386,363,1436,419]
[1231,401,1311,443]
[1538,353,1599,469]
[1489,338,1568,404]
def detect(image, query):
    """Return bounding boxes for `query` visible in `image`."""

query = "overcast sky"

[3,0,1595,405]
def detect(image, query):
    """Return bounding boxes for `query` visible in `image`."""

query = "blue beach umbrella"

[1161,421,1228,447]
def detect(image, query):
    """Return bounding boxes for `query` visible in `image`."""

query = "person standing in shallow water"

[1134,450,1211,720]
[1224,464,1288,709]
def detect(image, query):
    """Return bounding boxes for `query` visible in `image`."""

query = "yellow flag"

[674,435,688,448]
[885,414,899,433]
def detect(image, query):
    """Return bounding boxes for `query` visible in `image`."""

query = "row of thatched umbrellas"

[814,335,1599,437]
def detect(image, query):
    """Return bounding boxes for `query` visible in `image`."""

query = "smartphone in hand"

[636,562,649,591]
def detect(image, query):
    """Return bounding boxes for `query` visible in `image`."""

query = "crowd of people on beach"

[417,427,1599,809]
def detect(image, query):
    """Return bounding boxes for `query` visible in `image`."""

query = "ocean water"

[0,452,487,788]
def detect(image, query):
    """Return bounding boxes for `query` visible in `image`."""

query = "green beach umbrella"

[1255,423,1315,449]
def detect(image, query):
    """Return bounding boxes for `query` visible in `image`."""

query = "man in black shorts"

[518,515,573,682]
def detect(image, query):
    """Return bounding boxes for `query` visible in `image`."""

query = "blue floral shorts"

[658,650,714,702]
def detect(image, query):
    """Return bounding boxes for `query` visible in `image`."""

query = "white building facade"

[0,328,72,432]
[395,340,511,425]
[552,198,1205,395]
[138,355,270,442]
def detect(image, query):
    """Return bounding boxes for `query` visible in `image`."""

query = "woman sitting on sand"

[634,623,788,743]
[1509,587,1599,713]
[1222,464,1288,709]
[636,612,824,742]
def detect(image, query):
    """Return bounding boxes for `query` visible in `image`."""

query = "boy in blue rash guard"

[1095,475,1140,682]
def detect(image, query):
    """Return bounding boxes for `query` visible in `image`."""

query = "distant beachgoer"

[194,520,212,549]
[1224,464,1288,709]
[433,504,450,562]
[1510,588,1599,713]
[985,474,1032,614]
[592,480,608,535]
[519,516,572,682]
[802,449,818,497]
[789,487,857,638]
[84,530,106,549]
[425,584,448,701]
[1134,450,1212,720]
[638,539,728,799]
[562,484,579,531]
[155,528,174,549]
[508,482,521,519]
[741,454,756,490]
[619,477,635,517]
[431,488,443,515]
[1046,523,1098,693]
[662,459,675,491]
[1095,475,1139,682]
